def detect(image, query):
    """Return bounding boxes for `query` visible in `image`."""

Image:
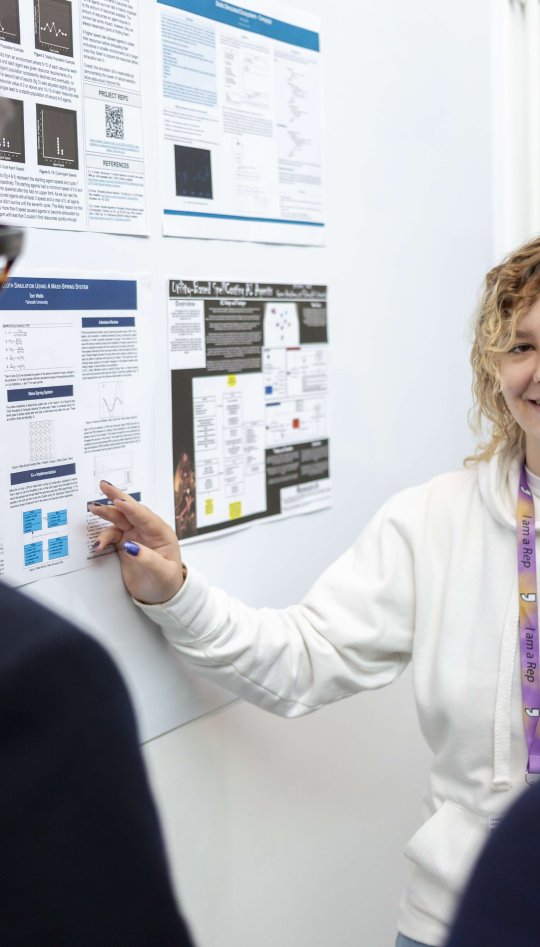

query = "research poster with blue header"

[0,274,152,586]
[157,0,324,244]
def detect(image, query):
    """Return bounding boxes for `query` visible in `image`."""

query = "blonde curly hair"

[468,236,540,464]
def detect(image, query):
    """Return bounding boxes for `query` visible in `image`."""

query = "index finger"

[99,480,133,503]
[99,481,175,540]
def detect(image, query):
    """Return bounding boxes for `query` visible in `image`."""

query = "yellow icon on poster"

[205,498,214,515]
[229,501,242,520]
[227,375,237,387]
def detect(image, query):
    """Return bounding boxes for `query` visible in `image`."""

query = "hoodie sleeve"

[135,495,415,717]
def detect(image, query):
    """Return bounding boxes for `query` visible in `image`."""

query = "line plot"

[34,0,73,56]
[99,381,125,420]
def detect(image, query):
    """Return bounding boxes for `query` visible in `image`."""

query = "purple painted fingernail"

[92,541,100,550]
[123,541,140,556]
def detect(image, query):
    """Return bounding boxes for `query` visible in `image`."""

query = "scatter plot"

[175,145,213,199]
[0,96,24,163]
[36,103,78,169]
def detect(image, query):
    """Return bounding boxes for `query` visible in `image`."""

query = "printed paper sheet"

[157,0,324,245]
[0,273,152,585]
[168,279,330,541]
[0,0,147,233]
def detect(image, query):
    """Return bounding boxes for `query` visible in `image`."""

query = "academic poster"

[168,279,330,541]
[0,273,152,585]
[157,0,325,244]
[0,0,147,233]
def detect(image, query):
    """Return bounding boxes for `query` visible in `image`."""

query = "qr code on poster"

[105,104,124,140]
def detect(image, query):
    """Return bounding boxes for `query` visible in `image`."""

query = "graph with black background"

[0,96,24,162]
[34,0,73,56]
[0,0,20,44]
[36,104,78,168]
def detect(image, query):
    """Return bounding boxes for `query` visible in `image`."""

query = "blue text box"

[89,491,141,507]
[47,509,68,528]
[48,536,69,560]
[82,317,135,328]
[11,464,76,486]
[23,509,43,533]
[0,279,137,311]
[8,385,73,403]
[158,0,320,51]
[24,542,43,566]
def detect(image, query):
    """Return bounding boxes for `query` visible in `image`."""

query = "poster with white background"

[0,0,147,233]
[157,0,324,244]
[0,272,152,586]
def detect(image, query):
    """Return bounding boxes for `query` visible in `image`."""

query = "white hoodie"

[137,453,535,945]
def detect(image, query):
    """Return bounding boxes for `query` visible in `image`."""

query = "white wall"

[19,0,494,943]
[141,1,494,946]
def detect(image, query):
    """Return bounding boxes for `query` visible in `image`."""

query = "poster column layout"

[0,0,147,233]
[0,275,152,586]
[168,279,330,542]
[157,0,324,245]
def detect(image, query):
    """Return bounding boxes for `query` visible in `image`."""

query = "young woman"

[91,236,540,947]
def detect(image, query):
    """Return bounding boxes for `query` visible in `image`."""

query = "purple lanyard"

[517,464,540,783]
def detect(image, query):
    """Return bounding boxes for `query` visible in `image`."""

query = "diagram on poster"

[0,0,147,234]
[168,279,330,542]
[157,0,324,245]
[0,274,152,586]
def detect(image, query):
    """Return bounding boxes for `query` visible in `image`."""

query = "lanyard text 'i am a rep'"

[517,464,540,783]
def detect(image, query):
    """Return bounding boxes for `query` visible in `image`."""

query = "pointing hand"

[88,482,184,605]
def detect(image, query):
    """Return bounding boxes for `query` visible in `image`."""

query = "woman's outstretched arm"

[90,481,415,718]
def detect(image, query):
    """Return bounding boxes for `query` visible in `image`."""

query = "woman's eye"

[510,343,533,354]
